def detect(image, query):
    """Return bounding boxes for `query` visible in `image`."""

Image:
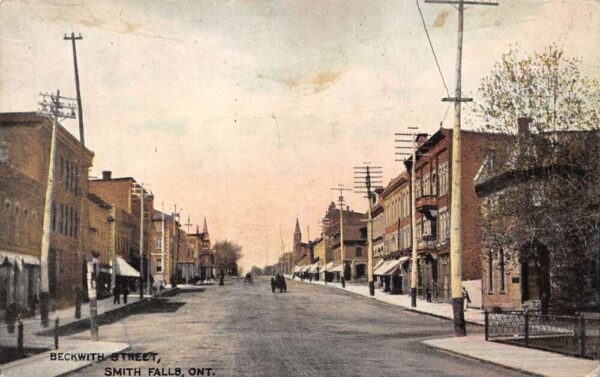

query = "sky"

[1,0,599,271]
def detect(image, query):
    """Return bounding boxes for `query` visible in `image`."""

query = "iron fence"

[0,317,59,364]
[485,311,599,360]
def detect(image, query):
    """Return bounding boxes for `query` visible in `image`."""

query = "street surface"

[73,278,526,377]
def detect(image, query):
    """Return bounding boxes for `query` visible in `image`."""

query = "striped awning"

[374,259,401,276]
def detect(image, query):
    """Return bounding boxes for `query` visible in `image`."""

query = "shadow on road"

[46,298,187,337]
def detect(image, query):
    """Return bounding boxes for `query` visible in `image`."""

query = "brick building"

[318,202,367,281]
[89,171,153,289]
[188,219,214,282]
[86,193,112,298]
[379,128,503,305]
[0,112,94,312]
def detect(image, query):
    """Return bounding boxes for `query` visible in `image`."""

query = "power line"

[415,0,451,97]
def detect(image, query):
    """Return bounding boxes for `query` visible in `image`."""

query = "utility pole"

[425,0,498,337]
[171,205,181,287]
[38,90,76,327]
[132,183,150,297]
[354,164,383,297]
[396,127,420,308]
[64,32,91,337]
[64,32,85,146]
[161,202,166,286]
[330,185,352,288]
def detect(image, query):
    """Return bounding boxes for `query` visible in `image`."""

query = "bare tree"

[214,240,243,276]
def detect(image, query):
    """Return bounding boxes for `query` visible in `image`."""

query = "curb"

[290,277,484,326]
[421,340,542,377]
[55,343,131,377]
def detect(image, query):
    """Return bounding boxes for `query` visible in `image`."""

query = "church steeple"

[203,217,208,234]
[293,218,302,253]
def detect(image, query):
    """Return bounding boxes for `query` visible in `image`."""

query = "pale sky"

[1,0,599,270]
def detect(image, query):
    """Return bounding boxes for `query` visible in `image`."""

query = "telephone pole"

[64,32,85,146]
[38,90,77,327]
[330,185,351,288]
[424,0,498,337]
[132,184,145,298]
[354,164,383,297]
[171,205,182,287]
[161,202,166,286]
[396,127,421,308]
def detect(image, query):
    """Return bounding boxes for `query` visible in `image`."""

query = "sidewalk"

[0,340,129,377]
[423,335,599,377]
[288,276,485,325]
[1,288,176,376]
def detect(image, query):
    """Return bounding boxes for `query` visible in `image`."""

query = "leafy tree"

[474,45,600,313]
[214,240,243,276]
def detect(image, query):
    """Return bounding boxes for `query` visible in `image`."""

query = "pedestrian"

[425,284,432,303]
[271,276,276,293]
[123,285,129,304]
[113,285,120,304]
[463,287,471,311]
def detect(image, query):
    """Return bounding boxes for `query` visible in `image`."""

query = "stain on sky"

[433,10,449,28]
[258,69,343,94]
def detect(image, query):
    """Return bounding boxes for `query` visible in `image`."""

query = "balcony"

[416,195,437,211]
[418,237,437,250]
[416,195,438,221]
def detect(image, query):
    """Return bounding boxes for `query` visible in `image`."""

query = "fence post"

[578,316,585,357]
[484,311,489,341]
[54,317,59,350]
[17,318,24,356]
[524,311,530,348]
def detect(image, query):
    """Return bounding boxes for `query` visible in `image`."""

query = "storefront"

[0,251,40,320]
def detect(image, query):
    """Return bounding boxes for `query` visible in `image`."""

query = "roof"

[88,193,112,210]
[0,112,94,158]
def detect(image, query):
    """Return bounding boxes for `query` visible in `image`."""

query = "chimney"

[102,171,112,180]
[416,133,428,148]
[517,117,532,137]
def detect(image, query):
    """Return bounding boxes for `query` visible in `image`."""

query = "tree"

[474,45,600,313]
[214,240,243,276]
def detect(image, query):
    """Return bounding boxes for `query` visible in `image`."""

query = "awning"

[329,263,343,273]
[320,262,334,273]
[0,250,40,268]
[374,259,401,276]
[115,256,140,277]
[398,256,410,266]
[373,259,385,272]
[309,262,321,273]
[300,264,311,273]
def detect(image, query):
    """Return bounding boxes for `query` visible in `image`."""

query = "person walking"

[463,287,471,311]
[113,285,120,304]
[123,285,129,304]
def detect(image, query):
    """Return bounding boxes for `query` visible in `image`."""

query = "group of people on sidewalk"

[112,285,129,304]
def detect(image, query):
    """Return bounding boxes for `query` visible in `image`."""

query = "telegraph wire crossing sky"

[0,0,599,269]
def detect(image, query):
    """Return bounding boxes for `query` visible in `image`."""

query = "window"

[487,249,494,294]
[58,204,64,235]
[423,172,431,196]
[439,162,449,196]
[431,170,438,196]
[0,143,7,162]
[499,248,505,293]
[51,202,56,232]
